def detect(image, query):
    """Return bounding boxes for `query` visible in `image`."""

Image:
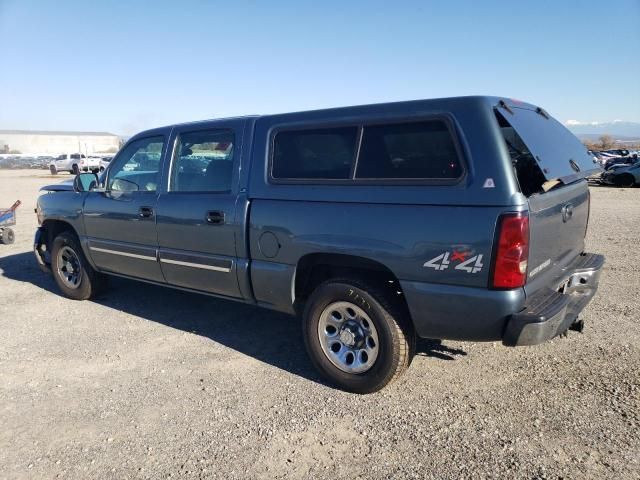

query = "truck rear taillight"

[491,212,529,289]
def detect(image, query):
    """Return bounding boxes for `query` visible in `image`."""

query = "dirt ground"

[0,169,638,479]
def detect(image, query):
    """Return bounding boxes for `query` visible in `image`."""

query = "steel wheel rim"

[317,301,379,374]
[56,246,82,289]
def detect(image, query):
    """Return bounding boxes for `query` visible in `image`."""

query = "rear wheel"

[51,231,106,300]
[614,174,635,188]
[0,228,15,244]
[71,164,80,175]
[303,278,414,394]
[49,165,57,175]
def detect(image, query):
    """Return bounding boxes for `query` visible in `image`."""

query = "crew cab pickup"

[34,96,604,393]
[49,153,101,175]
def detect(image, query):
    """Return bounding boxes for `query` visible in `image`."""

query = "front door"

[83,134,167,283]
[155,123,242,298]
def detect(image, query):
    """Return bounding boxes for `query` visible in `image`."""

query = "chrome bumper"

[503,253,604,346]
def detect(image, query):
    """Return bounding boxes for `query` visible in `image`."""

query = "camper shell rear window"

[495,103,600,195]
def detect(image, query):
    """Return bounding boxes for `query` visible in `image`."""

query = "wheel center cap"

[339,328,356,347]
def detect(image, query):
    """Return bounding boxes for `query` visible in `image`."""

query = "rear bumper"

[400,280,526,342]
[503,253,604,346]
[400,252,604,344]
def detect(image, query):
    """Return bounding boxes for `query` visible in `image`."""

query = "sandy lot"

[0,169,638,479]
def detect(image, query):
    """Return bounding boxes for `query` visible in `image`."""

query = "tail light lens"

[491,212,529,289]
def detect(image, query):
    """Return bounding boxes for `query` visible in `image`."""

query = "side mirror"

[74,172,99,192]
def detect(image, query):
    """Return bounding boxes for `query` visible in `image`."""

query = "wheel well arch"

[293,253,409,313]
[41,219,77,248]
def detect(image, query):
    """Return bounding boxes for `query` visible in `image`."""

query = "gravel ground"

[0,169,638,479]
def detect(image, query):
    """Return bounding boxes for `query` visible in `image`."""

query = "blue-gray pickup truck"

[34,96,604,393]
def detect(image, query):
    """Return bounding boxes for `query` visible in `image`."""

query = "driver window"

[108,136,164,192]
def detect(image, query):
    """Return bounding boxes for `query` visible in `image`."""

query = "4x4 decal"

[423,251,484,273]
[423,252,450,271]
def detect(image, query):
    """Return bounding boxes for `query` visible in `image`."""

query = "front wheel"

[51,231,106,300]
[614,174,635,188]
[0,228,15,244]
[303,279,414,394]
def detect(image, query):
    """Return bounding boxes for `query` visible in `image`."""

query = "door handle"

[138,206,154,218]
[206,210,225,225]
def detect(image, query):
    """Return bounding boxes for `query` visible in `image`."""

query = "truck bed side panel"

[248,199,518,315]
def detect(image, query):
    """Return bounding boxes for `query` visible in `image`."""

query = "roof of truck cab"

[255,96,538,120]
[156,96,539,131]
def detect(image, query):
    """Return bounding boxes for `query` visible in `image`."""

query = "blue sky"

[1,0,638,135]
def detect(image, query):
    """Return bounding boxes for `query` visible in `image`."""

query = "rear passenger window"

[272,127,358,180]
[170,130,234,192]
[356,121,462,180]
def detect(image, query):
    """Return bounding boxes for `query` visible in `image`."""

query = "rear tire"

[72,164,80,175]
[49,165,57,175]
[51,231,106,300]
[0,228,15,244]
[302,278,414,394]
[614,174,635,188]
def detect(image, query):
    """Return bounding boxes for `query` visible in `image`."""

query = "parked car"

[98,155,114,172]
[0,156,23,169]
[603,154,638,170]
[601,159,640,187]
[49,153,101,175]
[602,148,630,157]
[37,156,55,169]
[34,96,604,393]
[588,150,603,164]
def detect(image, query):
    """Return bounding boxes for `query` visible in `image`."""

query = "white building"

[0,130,121,156]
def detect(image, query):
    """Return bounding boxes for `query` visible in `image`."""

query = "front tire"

[614,174,635,188]
[51,231,105,300]
[303,279,414,394]
[0,228,15,244]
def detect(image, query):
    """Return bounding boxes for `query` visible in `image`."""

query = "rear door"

[494,104,595,293]
[155,121,244,298]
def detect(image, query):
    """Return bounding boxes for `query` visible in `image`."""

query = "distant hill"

[574,133,640,142]
[566,120,640,140]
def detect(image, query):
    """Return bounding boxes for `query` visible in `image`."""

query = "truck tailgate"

[525,180,589,296]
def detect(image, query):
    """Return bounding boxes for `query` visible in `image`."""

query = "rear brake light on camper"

[491,212,530,289]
